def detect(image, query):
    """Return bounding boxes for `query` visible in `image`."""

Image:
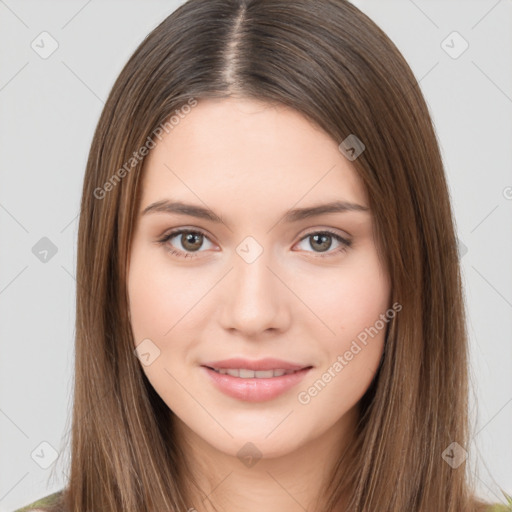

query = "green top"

[13,490,63,511]
[13,490,512,512]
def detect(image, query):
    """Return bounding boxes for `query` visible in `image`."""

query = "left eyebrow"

[283,200,370,222]
[140,199,370,228]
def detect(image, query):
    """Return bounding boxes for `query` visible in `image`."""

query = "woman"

[15,0,509,511]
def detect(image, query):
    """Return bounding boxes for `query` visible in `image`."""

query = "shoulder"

[13,490,63,512]
[487,504,512,512]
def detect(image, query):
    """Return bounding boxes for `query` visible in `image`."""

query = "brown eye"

[296,230,352,258]
[309,233,333,252]
[157,229,214,258]
[180,232,204,252]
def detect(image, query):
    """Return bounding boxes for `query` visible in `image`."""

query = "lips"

[200,358,313,401]
[209,368,297,378]
[201,357,310,372]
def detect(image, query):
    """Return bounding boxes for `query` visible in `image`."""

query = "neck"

[175,405,359,512]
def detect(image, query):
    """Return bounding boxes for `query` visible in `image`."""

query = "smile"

[208,367,300,378]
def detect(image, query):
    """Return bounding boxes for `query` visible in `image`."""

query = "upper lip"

[202,358,312,371]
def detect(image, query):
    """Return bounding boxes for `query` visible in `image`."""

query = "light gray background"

[0,0,511,510]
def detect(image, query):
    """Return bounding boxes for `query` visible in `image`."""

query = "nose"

[219,249,291,338]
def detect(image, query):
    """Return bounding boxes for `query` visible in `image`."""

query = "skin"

[127,97,391,512]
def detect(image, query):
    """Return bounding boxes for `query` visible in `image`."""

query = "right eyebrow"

[141,200,224,223]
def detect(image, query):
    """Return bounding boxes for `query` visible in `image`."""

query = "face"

[127,97,391,461]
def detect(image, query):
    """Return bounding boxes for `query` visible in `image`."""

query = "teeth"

[213,368,297,378]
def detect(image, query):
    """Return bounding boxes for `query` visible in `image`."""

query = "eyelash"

[156,228,352,260]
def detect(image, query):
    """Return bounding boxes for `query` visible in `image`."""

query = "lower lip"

[201,366,312,402]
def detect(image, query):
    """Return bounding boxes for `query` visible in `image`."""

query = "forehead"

[140,97,368,215]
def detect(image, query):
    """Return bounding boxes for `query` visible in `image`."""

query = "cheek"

[128,246,201,345]
[296,247,389,393]
[300,247,390,341]
[128,272,174,345]
[296,290,388,413]
[127,248,203,411]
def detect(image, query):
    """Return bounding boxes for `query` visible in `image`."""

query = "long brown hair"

[42,0,490,510]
